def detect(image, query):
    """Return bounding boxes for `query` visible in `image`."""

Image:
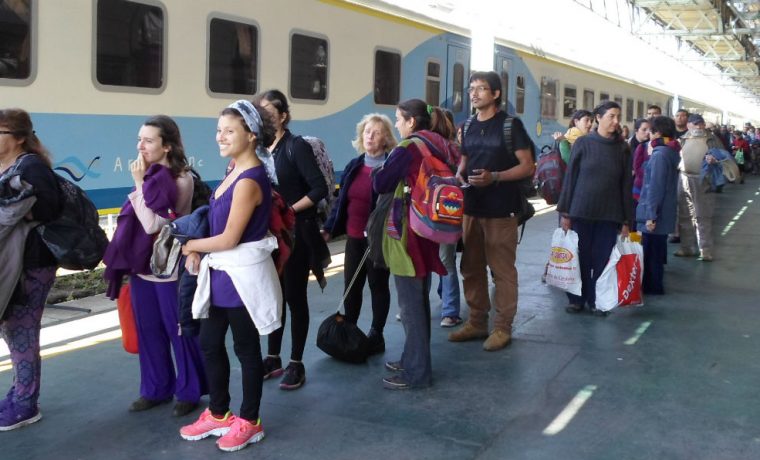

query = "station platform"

[2,178,760,459]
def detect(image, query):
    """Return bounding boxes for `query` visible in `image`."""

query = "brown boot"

[483,329,511,351]
[448,322,489,342]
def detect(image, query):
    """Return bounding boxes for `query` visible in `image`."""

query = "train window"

[208,18,258,95]
[451,63,464,112]
[425,60,440,106]
[637,100,644,118]
[563,85,576,118]
[614,95,623,107]
[0,0,33,81]
[541,77,558,119]
[374,49,400,105]
[600,92,610,102]
[583,89,594,110]
[626,98,634,122]
[290,32,328,101]
[96,0,164,89]
[516,75,525,114]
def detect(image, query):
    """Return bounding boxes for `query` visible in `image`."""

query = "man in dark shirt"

[448,71,534,351]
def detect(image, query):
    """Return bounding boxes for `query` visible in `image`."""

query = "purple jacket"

[103,164,178,299]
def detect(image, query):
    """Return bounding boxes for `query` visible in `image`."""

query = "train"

[0,0,730,210]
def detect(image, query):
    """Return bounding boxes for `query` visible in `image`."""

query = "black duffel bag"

[316,248,370,363]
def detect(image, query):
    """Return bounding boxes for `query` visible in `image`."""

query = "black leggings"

[200,306,262,421]
[267,228,310,361]
[342,236,390,332]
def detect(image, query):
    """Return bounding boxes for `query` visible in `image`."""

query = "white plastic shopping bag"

[545,228,582,296]
[595,237,644,311]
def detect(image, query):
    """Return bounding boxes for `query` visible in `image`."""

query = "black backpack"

[188,167,211,211]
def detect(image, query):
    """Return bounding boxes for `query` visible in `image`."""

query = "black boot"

[366,328,385,355]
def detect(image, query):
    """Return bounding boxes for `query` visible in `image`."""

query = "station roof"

[351,0,760,120]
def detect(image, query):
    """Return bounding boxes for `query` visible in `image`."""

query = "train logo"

[53,156,101,182]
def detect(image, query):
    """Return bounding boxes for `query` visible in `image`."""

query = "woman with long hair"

[552,109,593,164]
[372,99,460,389]
[254,89,329,391]
[103,115,206,417]
[179,100,280,452]
[556,101,633,316]
[321,113,397,353]
[0,108,62,430]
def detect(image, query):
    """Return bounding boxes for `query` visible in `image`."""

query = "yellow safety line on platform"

[543,384,598,436]
[624,321,653,345]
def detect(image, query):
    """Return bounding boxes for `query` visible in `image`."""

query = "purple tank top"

[209,165,272,307]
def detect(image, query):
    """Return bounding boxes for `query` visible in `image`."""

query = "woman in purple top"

[180,100,276,452]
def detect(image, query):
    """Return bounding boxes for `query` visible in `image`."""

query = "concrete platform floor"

[2,177,760,460]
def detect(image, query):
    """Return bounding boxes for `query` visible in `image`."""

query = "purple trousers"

[129,276,207,403]
[0,267,56,409]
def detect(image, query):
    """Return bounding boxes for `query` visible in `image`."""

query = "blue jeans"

[438,243,461,319]
[394,275,432,387]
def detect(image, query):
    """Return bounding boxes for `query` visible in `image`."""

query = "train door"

[445,44,470,120]
[495,53,513,115]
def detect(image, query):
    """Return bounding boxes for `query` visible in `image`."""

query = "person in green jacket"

[552,109,593,164]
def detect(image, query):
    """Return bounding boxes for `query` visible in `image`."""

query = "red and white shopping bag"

[595,237,644,311]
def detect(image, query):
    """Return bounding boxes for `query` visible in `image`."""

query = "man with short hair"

[647,105,662,118]
[675,113,720,261]
[448,71,534,351]
[674,109,689,138]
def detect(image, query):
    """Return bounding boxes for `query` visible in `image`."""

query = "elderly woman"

[321,113,397,354]
[557,101,633,316]
[0,108,62,430]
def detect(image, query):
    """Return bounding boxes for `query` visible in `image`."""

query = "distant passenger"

[321,113,396,353]
[674,113,721,261]
[372,99,459,388]
[556,100,633,316]
[647,105,662,118]
[553,109,593,164]
[631,117,652,205]
[636,116,680,294]
[621,124,631,141]
[674,109,689,138]
[0,108,62,431]
[254,89,330,391]
[102,115,206,417]
[179,100,279,452]
[448,70,535,350]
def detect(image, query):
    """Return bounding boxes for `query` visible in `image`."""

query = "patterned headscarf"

[227,100,278,185]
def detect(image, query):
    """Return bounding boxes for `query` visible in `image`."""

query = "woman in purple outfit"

[103,115,206,417]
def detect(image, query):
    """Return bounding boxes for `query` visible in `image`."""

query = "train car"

[0,0,733,211]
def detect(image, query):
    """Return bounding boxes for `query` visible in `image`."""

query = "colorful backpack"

[406,136,464,244]
[287,135,336,222]
[533,142,566,205]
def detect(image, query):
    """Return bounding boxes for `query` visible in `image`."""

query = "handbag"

[116,284,139,354]
[316,248,370,363]
[366,191,392,269]
[595,237,644,311]
[545,228,582,296]
[381,181,415,276]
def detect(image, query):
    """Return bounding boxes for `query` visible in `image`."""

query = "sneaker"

[366,328,385,355]
[262,356,283,380]
[216,417,265,452]
[384,361,404,372]
[440,316,463,328]
[128,396,172,412]
[448,322,488,342]
[180,409,235,441]
[483,329,511,351]
[0,402,42,432]
[382,375,410,390]
[591,308,610,317]
[279,362,306,390]
[698,249,713,262]
[565,304,584,314]
[172,401,199,417]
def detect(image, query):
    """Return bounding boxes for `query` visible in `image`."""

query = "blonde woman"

[321,113,397,354]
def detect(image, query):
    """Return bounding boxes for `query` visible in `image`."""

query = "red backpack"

[407,136,464,244]
[533,142,566,205]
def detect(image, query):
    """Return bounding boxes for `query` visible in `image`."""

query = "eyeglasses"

[467,85,491,94]
[0,131,16,135]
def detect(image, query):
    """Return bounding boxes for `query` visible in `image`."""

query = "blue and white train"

[0,0,725,210]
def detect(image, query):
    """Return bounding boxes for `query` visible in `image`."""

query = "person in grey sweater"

[556,100,633,316]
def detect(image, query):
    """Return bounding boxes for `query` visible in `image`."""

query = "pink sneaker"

[179,409,235,441]
[216,417,265,452]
